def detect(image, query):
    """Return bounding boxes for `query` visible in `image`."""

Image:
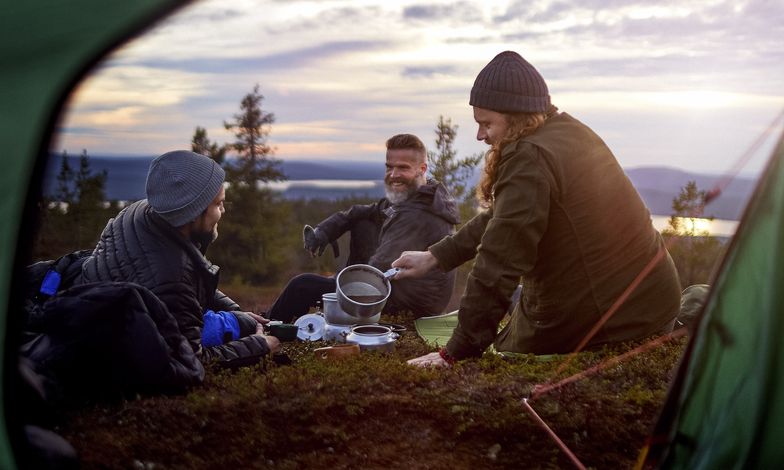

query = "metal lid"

[294,313,326,341]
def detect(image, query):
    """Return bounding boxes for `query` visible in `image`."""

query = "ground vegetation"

[58,294,686,469]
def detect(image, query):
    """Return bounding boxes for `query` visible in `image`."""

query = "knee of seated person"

[287,273,317,287]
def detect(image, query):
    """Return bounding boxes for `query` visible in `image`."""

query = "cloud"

[126,40,393,74]
[401,65,457,78]
[169,5,244,23]
[492,0,784,57]
[55,126,104,135]
[402,2,482,22]
[445,35,499,44]
[263,6,385,35]
[52,0,784,175]
[275,140,384,160]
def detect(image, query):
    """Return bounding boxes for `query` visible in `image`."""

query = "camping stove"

[322,292,380,342]
[324,323,352,342]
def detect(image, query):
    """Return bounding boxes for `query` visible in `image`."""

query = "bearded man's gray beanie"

[145,150,225,227]
[470,51,550,113]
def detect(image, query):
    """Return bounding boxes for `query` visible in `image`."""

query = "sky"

[53,0,784,175]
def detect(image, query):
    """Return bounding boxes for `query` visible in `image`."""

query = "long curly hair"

[477,106,557,206]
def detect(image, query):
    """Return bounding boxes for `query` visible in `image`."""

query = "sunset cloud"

[54,0,784,174]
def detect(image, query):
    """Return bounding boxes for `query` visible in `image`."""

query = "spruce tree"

[662,180,724,287]
[191,126,227,164]
[223,84,284,185]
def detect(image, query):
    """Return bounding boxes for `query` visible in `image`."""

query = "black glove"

[303,225,340,258]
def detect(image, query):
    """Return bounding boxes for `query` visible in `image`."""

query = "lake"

[650,215,737,238]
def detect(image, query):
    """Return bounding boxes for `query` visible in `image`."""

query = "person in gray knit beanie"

[145,150,226,227]
[76,148,282,366]
[469,50,550,114]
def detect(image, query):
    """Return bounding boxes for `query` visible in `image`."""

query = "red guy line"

[706,109,784,205]
[522,398,587,470]
[548,245,669,379]
[530,327,688,401]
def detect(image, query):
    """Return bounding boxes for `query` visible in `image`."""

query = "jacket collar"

[144,201,220,277]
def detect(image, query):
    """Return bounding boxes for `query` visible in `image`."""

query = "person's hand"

[407,351,450,368]
[243,312,270,325]
[303,224,336,258]
[255,322,266,335]
[258,333,282,354]
[391,250,439,280]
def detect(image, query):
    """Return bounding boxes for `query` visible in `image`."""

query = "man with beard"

[76,150,280,366]
[267,134,460,321]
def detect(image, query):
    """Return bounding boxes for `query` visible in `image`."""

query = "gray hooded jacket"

[317,180,460,317]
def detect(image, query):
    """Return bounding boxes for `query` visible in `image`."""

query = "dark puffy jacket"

[76,200,269,365]
[21,282,205,403]
[317,180,460,316]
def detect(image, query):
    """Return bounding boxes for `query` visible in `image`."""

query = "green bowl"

[269,323,299,342]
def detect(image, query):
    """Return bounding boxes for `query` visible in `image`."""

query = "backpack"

[22,250,92,332]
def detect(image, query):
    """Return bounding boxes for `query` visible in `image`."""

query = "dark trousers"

[269,219,380,323]
[267,274,336,323]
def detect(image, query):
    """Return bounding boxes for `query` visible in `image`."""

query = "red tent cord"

[530,327,688,401]
[705,109,784,205]
[522,398,587,469]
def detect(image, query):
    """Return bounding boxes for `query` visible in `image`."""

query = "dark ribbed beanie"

[145,150,225,227]
[470,51,550,113]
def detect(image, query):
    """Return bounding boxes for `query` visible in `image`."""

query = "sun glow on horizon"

[645,90,742,109]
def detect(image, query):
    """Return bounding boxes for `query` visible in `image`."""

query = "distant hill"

[625,167,757,220]
[41,154,385,202]
[40,154,758,220]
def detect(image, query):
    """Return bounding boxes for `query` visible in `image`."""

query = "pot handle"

[383,267,401,279]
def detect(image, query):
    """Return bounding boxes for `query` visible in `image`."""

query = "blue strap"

[202,310,241,347]
[39,270,62,296]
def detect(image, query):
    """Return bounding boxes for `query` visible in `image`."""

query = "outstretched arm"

[391,250,439,279]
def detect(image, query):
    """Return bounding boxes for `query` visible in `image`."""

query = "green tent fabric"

[648,130,784,467]
[0,1,188,467]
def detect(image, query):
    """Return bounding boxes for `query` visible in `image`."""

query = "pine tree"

[55,150,75,205]
[427,116,482,202]
[223,84,284,184]
[191,126,227,164]
[34,150,111,259]
[206,85,289,284]
[662,180,724,287]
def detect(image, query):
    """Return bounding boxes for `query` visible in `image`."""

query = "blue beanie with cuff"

[145,150,225,227]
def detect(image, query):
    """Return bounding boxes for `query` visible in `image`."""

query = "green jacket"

[430,112,680,359]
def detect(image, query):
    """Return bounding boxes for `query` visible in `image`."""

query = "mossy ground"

[57,290,687,469]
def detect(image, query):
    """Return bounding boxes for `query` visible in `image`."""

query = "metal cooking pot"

[345,324,399,352]
[322,292,379,326]
[335,264,392,318]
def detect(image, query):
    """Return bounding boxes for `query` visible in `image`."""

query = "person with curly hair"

[393,51,681,367]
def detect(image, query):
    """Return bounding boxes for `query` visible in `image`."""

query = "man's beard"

[190,226,218,254]
[384,174,422,205]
